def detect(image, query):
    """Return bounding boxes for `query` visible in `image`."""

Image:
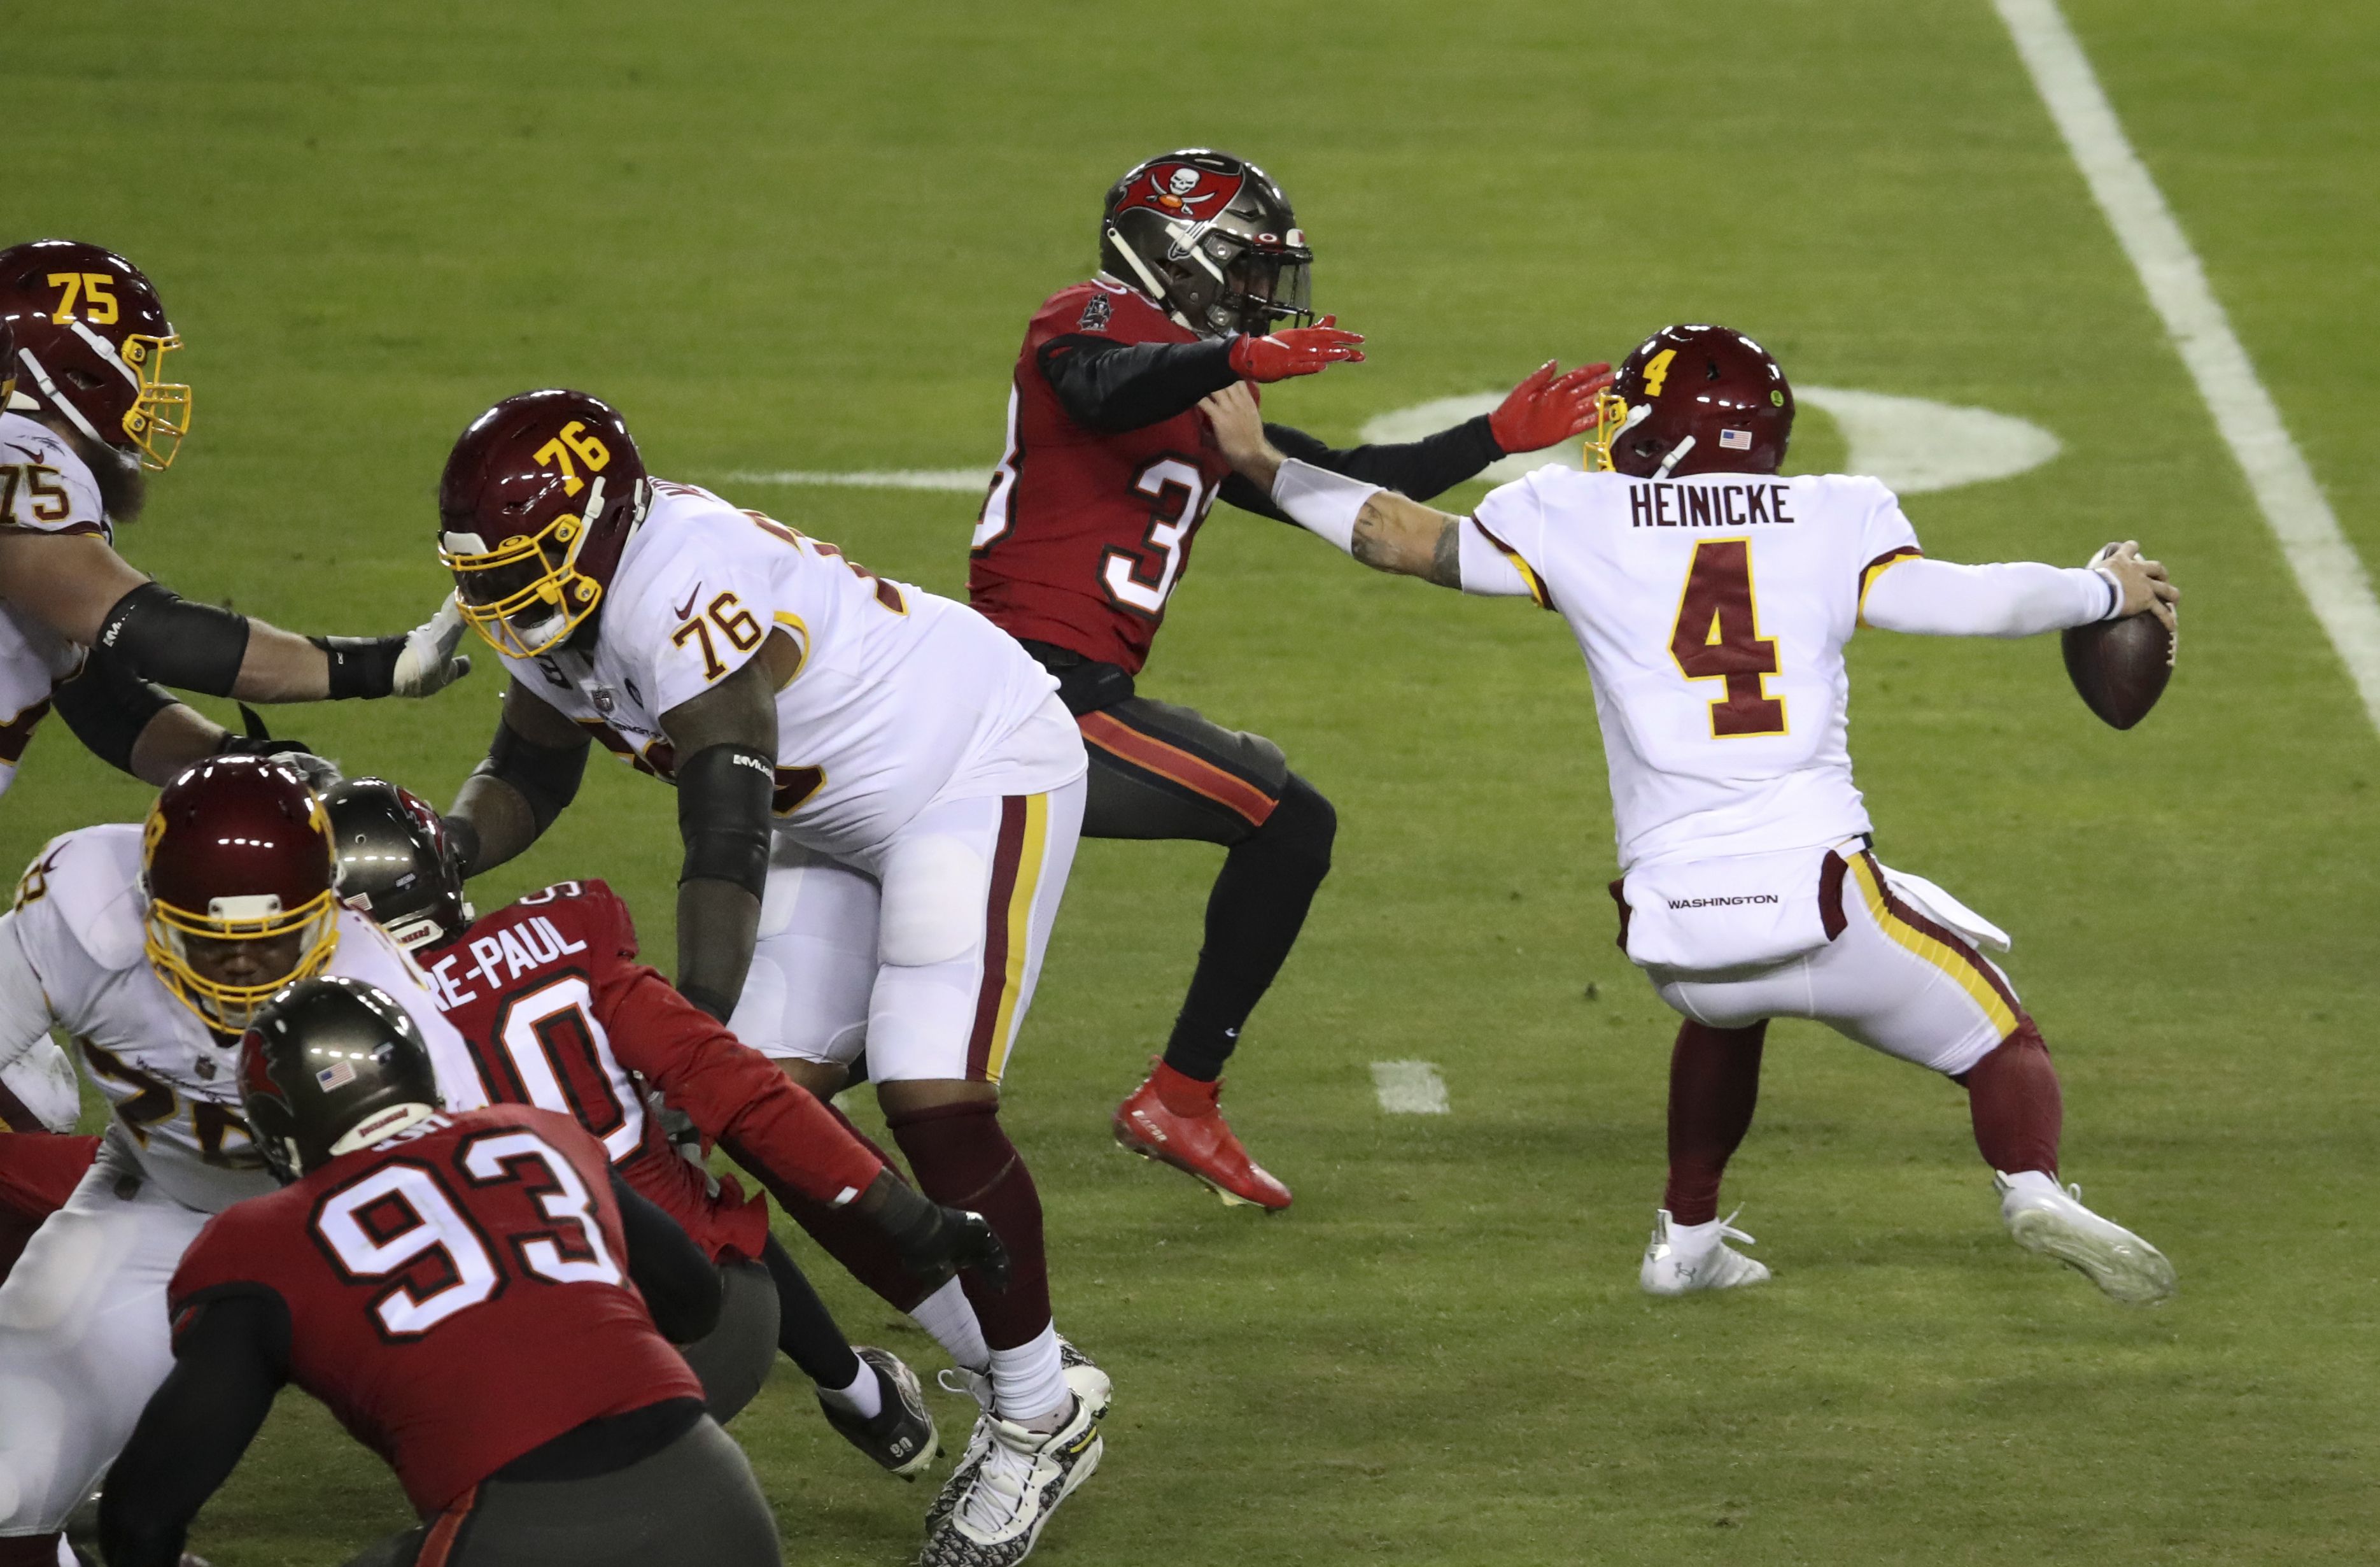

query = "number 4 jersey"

[1460,469,1927,872]
[167,1103,703,1517]
[500,479,1082,863]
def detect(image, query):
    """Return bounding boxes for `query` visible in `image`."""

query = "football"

[2062,594,2176,730]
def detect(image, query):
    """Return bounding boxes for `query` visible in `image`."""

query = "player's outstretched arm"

[0,533,470,704]
[1862,542,2178,638]
[99,1292,288,1567]
[1201,383,1467,588]
[444,676,591,878]
[658,658,780,1023]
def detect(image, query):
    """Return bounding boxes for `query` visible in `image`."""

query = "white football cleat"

[1996,1172,2176,1305]
[928,1338,1109,1539]
[1640,1207,1771,1296]
[917,1387,1103,1566]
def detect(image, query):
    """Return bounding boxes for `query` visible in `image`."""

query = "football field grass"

[10,1,2378,1561]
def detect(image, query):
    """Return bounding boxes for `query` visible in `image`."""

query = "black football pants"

[1031,645,1337,1082]
[345,1414,780,1567]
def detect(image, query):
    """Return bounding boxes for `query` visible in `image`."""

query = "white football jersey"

[0,824,488,1213]
[500,479,1083,860]
[1467,468,1920,871]
[0,411,109,799]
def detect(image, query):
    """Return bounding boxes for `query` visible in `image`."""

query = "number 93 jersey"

[0,825,488,1214]
[502,479,1083,861]
[1465,467,1921,872]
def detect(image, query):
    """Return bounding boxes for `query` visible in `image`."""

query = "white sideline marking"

[1997,0,2380,729]
[1358,387,2060,494]
[716,468,991,493]
[1371,1060,1449,1115]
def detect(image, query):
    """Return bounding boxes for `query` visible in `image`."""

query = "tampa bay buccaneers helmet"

[438,388,651,659]
[1101,150,1313,339]
[143,755,342,1032]
[0,239,192,469]
[241,977,442,1182]
[323,777,472,952]
[1589,325,1794,479]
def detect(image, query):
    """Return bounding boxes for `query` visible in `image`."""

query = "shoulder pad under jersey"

[0,413,108,537]
[11,823,146,972]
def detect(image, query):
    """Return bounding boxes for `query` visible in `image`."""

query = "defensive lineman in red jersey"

[321,776,1006,1471]
[969,148,1614,1207]
[101,978,782,1567]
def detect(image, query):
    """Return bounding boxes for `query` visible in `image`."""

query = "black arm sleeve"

[98,1288,290,1567]
[50,642,178,776]
[94,580,251,698]
[1220,416,1508,522]
[612,1170,722,1344]
[1037,333,1239,434]
[470,713,589,839]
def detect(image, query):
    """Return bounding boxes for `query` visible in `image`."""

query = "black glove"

[216,706,339,790]
[869,1175,1011,1291]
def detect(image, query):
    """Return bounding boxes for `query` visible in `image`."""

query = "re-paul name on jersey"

[1628,481,1799,530]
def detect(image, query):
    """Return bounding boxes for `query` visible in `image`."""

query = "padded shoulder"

[12,823,146,972]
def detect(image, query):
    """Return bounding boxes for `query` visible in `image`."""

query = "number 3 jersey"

[0,824,487,1213]
[414,878,885,1261]
[500,479,1083,863]
[968,279,1250,674]
[0,411,111,798]
[167,1103,704,1517]
[1461,469,1925,872]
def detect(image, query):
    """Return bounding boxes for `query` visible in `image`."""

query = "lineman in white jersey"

[0,756,484,1565]
[0,240,468,803]
[1201,323,2181,1307]
[433,390,1106,1566]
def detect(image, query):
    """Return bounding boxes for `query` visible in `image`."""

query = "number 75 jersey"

[1465,467,1922,872]
[499,479,1083,861]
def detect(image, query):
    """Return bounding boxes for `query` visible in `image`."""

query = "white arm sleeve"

[1271,458,1381,553]
[1455,518,1539,599]
[1861,557,2119,638]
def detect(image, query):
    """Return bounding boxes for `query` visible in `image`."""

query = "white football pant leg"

[1652,855,2019,1077]
[0,1131,208,1534]
[861,779,1084,1085]
[729,832,881,1068]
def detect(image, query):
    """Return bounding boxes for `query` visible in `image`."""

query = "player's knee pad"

[877,835,990,970]
[0,1209,115,1334]
[1253,772,1336,874]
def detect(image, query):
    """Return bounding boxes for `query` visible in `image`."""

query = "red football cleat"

[1113,1061,1292,1211]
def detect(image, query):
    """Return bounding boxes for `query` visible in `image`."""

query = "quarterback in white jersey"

[435,391,1108,1563]
[0,240,469,803]
[0,758,484,1561]
[1203,323,2180,1308]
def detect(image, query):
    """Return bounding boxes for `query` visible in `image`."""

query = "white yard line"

[714,468,991,493]
[1996,0,2380,730]
[1370,1060,1450,1115]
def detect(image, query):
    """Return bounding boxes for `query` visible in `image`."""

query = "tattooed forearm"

[1427,519,1461,587]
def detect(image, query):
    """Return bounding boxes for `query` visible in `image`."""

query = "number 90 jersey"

[1466,467,1922,872]
[500,479,1083,861]
[968,280,1247,674]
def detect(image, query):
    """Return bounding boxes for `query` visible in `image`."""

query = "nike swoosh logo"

[672,585,702,621]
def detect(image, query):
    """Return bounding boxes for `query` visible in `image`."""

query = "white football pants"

[1645,852,2024,1075]
[0,1128,209,1536]
[728,778,1085,1084]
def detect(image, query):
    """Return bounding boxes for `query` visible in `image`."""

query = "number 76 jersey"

[499,479,1083,861]
[1464,467,1922,872]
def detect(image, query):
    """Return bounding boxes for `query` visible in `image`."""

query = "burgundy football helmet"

[0,239,191,469]
[143,755,342,1032]
[323,777,471,952]
[1101,150,1313,338]
[437,388,651,658]
[1589,325,1794,479]
[0,316,15,409]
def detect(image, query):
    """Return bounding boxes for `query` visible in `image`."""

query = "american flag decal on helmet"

[1719,429,1754,450]
[316,1060,358,1091]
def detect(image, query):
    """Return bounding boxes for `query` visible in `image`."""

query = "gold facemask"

[440,489,605,660]
[118,332,191,470]
[144,889,341,1033]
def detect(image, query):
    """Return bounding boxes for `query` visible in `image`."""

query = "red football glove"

[1489,359,1617,455]
[1228,315,1366,382]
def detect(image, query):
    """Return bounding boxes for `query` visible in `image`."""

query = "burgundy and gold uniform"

[417,879,885,1261]
[167,1103,701,1517]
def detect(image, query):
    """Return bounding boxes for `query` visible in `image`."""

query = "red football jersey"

[969,278,1253,673]
[415,880,884,1263]
[169,1104,703,1515]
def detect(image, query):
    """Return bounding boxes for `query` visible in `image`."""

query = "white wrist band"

[2088,565,2125,620]
[1271,458,1383,555]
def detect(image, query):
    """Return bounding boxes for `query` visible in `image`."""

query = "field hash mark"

[1372,1060,1451,1115]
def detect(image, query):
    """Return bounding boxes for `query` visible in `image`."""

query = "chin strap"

[1653,434,1698,479]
